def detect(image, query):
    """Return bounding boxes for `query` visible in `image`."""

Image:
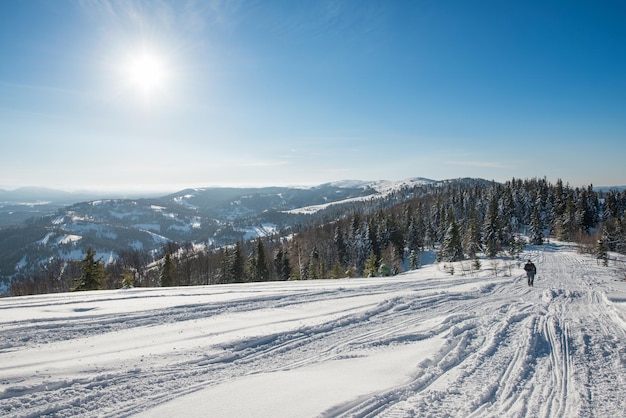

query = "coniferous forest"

[8,178,626,296]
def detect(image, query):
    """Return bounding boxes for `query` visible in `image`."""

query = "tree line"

[8,178,626,295]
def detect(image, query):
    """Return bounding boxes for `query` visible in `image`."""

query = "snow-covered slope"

[285,177,437,214]
[2,242,626,417]
[325,177,435,191]
[0,182,378,282]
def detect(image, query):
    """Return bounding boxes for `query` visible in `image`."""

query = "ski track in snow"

[1,242,626,417]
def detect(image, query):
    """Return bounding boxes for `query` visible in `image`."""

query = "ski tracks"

[326,245,626,418]
[3,243,626,417]
[320,281,534,418]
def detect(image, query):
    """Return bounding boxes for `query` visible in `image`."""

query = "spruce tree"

[442,211,464,262]
[363,252,378,277]
[161,252,177,287]
[229,241,245,283]
[121,269,134,288]
[615,218,626,254]
[558,196,576,241]
[307,246,322,280]
[409,250,420,270]
[74,247,105,291]
[464,207,482,258]
[406,221,420,253]
[529,206,544,245]
[596,230,609,267]
[484,195,501,258]
[273,248,291,281]
[251,239,270,281]
[334,226,348,267]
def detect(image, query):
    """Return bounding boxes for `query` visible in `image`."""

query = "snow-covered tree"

[409,249,420,270]
[484,194,501,258]
[441,211,464,262]
[596,229,609,267]
[529,206,544,245]
[464,207,482,258]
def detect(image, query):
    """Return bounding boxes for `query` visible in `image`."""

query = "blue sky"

[1,0,624,192]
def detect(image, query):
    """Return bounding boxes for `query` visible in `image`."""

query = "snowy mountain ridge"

[0,177,445,284]
[285,177,438,214]
[325,177,436,191]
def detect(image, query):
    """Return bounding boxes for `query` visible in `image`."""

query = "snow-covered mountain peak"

[327,177,436,192]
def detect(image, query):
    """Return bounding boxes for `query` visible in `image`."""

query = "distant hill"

[0,187,163,228]
[0,187,116,204]
[0,178,444,285]
[595,185,626,192]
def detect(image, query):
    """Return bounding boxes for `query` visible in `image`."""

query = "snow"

[328,178,435,192]
[241,223,279,240]
[284,194,380,215]
[13,256,27,272]
[133,223,161,232]
[128,241,144,250]
[286,178,436,215]
[56,234,82,245]
[173,195,199,210]
[38,232,54,245]
[2,242,626,418]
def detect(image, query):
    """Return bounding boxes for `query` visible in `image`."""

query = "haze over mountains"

[0,177,439,291]
[0,187,160,228]
[2,176,625,296]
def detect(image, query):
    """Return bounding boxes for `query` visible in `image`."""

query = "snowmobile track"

[2,242,626,417]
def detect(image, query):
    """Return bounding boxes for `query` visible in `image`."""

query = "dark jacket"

[524,262,536,275]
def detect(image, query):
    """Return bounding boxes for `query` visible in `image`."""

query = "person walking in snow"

[524,259,537,287]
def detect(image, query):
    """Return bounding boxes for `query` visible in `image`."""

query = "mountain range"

[0,178,438,288]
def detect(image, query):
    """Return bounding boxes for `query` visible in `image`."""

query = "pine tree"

[529,206,544,245]
[349,222,371,275]
[229,241,245,283]
[363,252,378,277]
[251,239,270,281]
[596,229,609,267]
[409,249,420,270]
[615,217,626,254]
[217,248,231,284]
[473,257,481,271]
[441,211,464,262]
[575,188,593,233]
[307,246,323,280]
[464,206,482,258]
[484,194,501,258]
[334,226,348,267]
[273,247,292,281]
[425,217,437,249]
[500,184,516,246]
[121,269,134,288]
[74,247,105,291]
[414,202,426,250]
[558,196,576,241]
[406,221,420,253]
[161,252,177,287]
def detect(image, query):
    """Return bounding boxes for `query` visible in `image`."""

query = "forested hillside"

[7,178,626,296]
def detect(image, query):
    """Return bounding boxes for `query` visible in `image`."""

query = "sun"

[125,49,169,97]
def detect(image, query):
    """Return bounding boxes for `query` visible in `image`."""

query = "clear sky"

[1,0,624,193]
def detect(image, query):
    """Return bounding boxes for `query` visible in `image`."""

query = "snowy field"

[2,242,626,417]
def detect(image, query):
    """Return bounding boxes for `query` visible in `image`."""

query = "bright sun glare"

[126,49,168,96]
